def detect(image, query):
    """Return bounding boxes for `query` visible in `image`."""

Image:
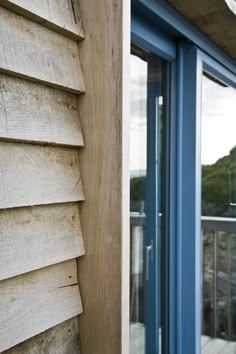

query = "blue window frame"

[131,1,236,354]
[132,6,178,354]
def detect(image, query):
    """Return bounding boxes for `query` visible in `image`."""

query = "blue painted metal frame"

[168,58,178,354]
[131,13,176,61]
[176,42,202,354]
[145,63,160,354]
[200,51,236,89]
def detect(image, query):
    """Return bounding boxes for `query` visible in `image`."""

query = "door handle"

[145,240,153,281]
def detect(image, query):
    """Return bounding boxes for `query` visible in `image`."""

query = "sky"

[130,55,147,173]
[201,75,236,165]
[130,54,236,172]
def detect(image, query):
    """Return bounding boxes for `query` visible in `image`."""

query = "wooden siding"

[0,143,84,209]
[0,203,84,281]
[0,1,85,352]
[2,317,81,354]
[0,7,85,93]
[0,260,82,352]
[0,0,84,40]
[0,74,84,146]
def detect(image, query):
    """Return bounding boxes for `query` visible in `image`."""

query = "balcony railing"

[202,216,236,341]
[130,212,236,342]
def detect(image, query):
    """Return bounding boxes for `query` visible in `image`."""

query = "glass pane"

[129,47,168,354]
[130,52,147,354]
[201,74,236,352]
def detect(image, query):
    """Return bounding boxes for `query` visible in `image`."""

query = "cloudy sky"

[130,54,147,173]
[201,75,236,165]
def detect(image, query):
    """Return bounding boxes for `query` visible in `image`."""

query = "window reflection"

[130,53,147,354]
[130,49,167,354]
[201,74,236,351]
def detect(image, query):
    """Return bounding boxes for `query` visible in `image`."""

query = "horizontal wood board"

[0,142,84,209]
[2,317,81,354]
[0,6,85,93]
[0,73,84,146]
[0,202,84,281]
[0,0,84,40]
[0,260,82,352]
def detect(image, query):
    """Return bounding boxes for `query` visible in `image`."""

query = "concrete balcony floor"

[130,323,236,354]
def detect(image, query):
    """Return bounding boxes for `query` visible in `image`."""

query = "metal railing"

[202,216,236,341]
[130,212,236,340]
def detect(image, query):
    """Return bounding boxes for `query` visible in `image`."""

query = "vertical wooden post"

[78,0,130,353]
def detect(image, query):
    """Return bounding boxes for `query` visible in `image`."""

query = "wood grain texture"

[2,317,81,354]
[0,74,84,146]
[0,6,85,93]
[0,142,84,209]
[121,1,130,353]
[168,0,236,60]
[0,203,84,281]
[77,0,128,353]
[0,260,82,352]
[0,0,84,40]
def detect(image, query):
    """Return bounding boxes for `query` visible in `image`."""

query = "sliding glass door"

[201,73,236,352]
[129,46,170,354]
[130,2,236,354]
[176,44,236,354]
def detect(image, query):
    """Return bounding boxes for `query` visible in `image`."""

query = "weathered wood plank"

[0,260,82,352]
[0,203,84,281]
[2,317,81,354]
[0,7,85,93]
[0,0,84,40]
[0,142,84,209]
[0,74,84,146]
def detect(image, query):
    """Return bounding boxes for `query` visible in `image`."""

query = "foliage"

[202,146,236,217]
[130,146,236,217]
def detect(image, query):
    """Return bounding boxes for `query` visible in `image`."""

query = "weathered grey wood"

[0,0,84,40]
[0,142,84,209]
[0,74,84,146]
[0,260,82,352]
[0,7,85,93]
[0,203,84,281]
[2,317,81,354]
